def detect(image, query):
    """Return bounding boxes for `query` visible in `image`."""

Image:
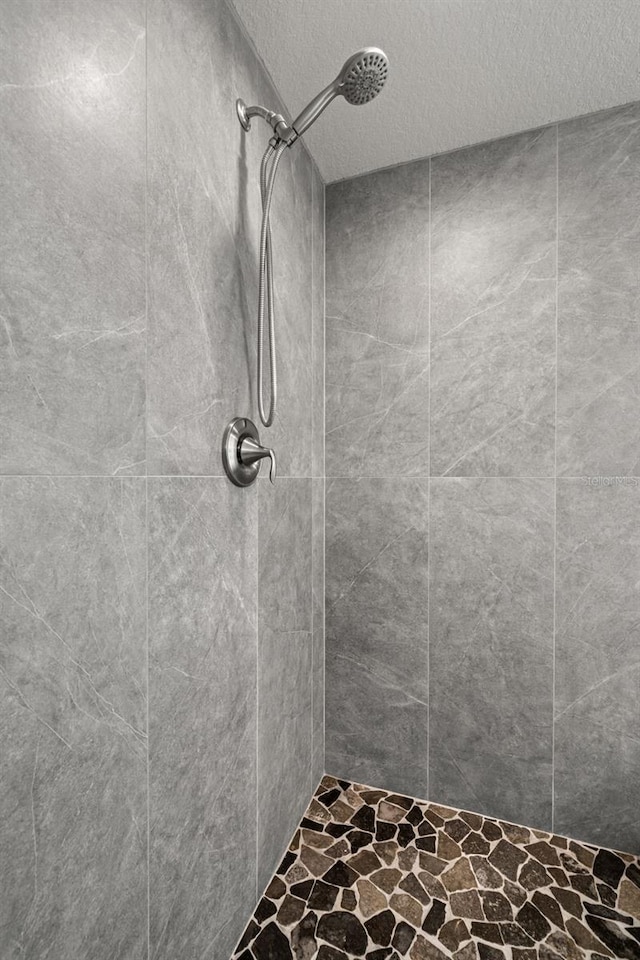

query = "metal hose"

[257,139,288,427]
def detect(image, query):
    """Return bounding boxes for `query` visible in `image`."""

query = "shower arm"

[236,100,297,145]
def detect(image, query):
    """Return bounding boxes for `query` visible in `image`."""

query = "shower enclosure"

[1,0,638,958]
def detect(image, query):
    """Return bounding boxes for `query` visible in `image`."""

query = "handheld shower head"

[339,48,389,105]
[291,47,389,138]
[236,48,388,432]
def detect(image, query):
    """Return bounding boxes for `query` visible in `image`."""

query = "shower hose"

[257,137,288,427]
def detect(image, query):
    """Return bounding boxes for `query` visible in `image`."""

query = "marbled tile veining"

[232,776,640,960]
[0,0,146,477]
[324,100,640,856]
[0,478,147,959]
[326,480,429,799]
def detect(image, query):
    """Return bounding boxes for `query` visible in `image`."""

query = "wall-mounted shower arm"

[236,100,296,144]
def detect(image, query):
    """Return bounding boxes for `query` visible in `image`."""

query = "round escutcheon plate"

[222,417,260,486]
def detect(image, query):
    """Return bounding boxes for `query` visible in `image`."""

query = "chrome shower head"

[291,47,389,138]
[339,48,389,105]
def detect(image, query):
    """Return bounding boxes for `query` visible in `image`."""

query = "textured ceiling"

[230,0,640,182]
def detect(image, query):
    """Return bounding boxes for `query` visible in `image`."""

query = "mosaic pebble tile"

[232,777,640,959]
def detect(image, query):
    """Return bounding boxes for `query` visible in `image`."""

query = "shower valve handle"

[238,436,276,484]
[222,417,276,487]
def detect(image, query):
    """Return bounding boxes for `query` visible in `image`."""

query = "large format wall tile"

[147,0,313,477]
[147,0,252,476]
[557,103,640,476]
[430,478,554,828]
[555,479,640,852]
[312,165,325,480]
[148,478,258,960]
[326,162,430,478]
[0,0,146,476]
[312,477,325,784]
[430,129,556,477]
[0,478,147,959]
[326,479,429,797]
[258,479,313,891]
[311,162,325,780]
[558,101,640,240]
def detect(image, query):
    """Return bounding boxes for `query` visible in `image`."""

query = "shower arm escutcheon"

[222,417,276,486]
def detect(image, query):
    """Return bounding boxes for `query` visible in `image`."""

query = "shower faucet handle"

[238,436,276,484]
[222,417,277,487]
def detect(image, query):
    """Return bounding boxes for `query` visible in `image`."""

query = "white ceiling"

[231,0,640,183]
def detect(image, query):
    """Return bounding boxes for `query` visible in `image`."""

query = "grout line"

[551,122,559,833]
[143,2,150,955]
[145,476,151,959]
[322,177,326,776]
[310,172,314,793]
[310,169,316,797]
[318,476,640,481]
[255,480,260,905]
[3,474,639,481]
[426,156,431,801]
[0,473,321,480]
[309,478,314,798]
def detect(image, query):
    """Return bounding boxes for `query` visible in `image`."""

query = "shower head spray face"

[338,48,389,106]
[291,47,389,138]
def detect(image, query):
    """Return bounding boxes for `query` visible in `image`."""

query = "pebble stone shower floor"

[232,776,640,960]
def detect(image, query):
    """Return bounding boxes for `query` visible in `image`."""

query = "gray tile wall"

[0,0,324,956]
[325,102,640,855]
[0,478,148,959]
[0,0,147,477]
[326,478,429,797]
[257,479,313,892]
